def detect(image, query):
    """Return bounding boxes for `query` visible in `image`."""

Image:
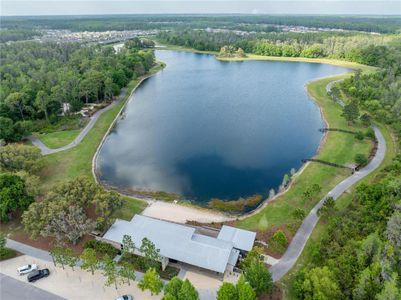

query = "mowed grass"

[280,123,397,299]
[237,73,374,232]
[36,129,81,149]
[37,64,165,220]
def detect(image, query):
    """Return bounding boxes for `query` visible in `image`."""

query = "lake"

[96,50,349,204]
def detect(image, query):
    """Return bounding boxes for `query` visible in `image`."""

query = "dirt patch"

[259,284,283,300]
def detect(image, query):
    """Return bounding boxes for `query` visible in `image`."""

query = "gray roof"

[103,215,234,273]
[217,225,257,252]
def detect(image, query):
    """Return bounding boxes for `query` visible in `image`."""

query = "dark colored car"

[27,268,50,282]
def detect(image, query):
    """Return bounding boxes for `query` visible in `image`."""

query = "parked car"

[27,269,50,282]
[17,264,38,275]
[115,295,133,300]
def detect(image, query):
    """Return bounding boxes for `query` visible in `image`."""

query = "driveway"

[0,273,64,300]
[0,255,161,300]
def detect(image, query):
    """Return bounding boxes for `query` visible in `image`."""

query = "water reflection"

[97,50,349,203]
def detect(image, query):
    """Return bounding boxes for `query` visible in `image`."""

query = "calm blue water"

[97,50,349,203]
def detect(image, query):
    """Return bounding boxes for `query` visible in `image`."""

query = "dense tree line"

[0,41,154,142]
[157,29,399,65]
[0,28,41,43]
[2,15,400,33]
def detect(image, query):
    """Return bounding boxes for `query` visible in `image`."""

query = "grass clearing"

[111,196,148,221]
[35,129,81,149]
[237,73,374,233]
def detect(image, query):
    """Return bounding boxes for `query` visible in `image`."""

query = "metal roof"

[103,215,234,273]
[217,225,257,252]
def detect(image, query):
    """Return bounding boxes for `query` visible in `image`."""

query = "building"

[102,215,256,274]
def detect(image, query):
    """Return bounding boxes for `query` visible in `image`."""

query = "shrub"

[83,240,119,257]
[355,131,364,140]
[269,230,288,252]
[355,154,368,166]
[365,128,376,140]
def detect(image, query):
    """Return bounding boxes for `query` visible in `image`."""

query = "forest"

[2,15,401,33]
[0,41,154,142]
[157,29,400,66]
[290,39,401,299]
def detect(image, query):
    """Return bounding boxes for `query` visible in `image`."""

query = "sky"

[1,0,400,16]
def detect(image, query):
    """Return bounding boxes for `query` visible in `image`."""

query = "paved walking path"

[28,89,127,155]
[270,125,386,281]
[6,238,52,262]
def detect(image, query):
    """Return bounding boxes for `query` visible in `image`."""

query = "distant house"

[101,214,256,274]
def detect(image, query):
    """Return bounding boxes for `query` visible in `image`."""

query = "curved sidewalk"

[28,89,127,156]
[270,125,386,282]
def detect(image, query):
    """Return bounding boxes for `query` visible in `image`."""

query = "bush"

[365,128,376,140]
[355,154,368,166]
[83,240,119,257]
[269,230,288,252]
[208,194,263,213]
[355,131,364,141]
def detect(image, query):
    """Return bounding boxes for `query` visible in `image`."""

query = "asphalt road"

[270,125,386,282]
[0,273,65,300]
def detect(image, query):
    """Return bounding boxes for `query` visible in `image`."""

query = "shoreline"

[92,62,166,186]
[92,48,373,220]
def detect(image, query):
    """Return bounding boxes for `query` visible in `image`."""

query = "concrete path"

[6,238,52,262]
[0,273,65,300]
[28,89,127,155]
[270,125,386,282]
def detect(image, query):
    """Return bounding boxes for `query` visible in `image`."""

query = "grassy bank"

[35,129,80,149]
[280,123,397,299]
[236,73,374,236]
[37,63,165,214]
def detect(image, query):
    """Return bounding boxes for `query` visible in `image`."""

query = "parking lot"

[0,255,160,300]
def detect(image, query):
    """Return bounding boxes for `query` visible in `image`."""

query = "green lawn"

[36,129,81,149]
[279,123,397,300]
[236,73,374,233]
[111,196,148,221]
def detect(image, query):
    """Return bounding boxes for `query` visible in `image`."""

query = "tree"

[102,254,118,289]
[353,262,382,299]
[355,154,368,166]
[4,92,29,120]
[177,279,199,300]
[217,282,237,300]
[317,197,337,220]
[301,266,341,300]
[292,208,306,221]
[0,173,33,222]
[0,144,41,173]
[385,211,401,253]
[140,237,160,270]
[138,267,163,296]
[35,90,50,122]
[243,260,273,295]
[121,234,135,259]
[0,117,15,142]
[236,275,256,300]
[342,100,360,124]
[50,245,66,269]
[377,274,401,300]
[269,230,288,251]
[240,246,264,270]
[118,262,136,286]
[163,276,183,299]
[80,248,98,275]
[0,233,7,258]
[64,247,79,271]
[42,205,95,244]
